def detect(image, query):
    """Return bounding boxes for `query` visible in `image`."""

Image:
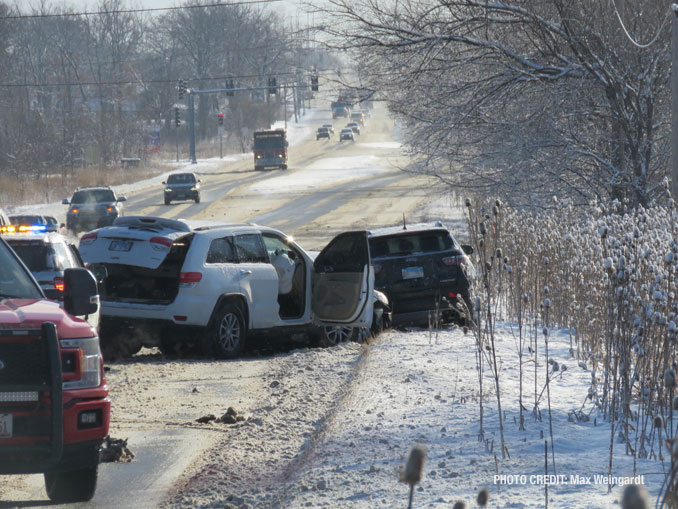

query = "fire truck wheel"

[281,164,288,170]
[45,465,98,503]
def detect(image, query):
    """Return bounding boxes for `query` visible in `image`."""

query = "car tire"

[255,166,262,171]
[99,321,142,360]
[318,325,360,347]
[45,465,98,503]
[281,164,288,170]
[205,303,246,359]
[194,195,200,204]
[164,198,171,205]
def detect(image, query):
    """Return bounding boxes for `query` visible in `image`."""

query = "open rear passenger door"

[312,231,373,327]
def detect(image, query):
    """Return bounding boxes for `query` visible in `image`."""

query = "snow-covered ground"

[180,325,656,508]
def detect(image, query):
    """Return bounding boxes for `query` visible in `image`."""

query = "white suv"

[78,216,374,358]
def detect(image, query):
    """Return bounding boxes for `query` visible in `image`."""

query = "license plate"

[0,413,12,438]
[109,240,133,252]
[402,267,424,280]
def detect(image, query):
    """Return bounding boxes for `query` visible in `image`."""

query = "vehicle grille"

[0,336,50,386]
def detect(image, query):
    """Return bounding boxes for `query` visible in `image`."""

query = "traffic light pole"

[188,93,196,164]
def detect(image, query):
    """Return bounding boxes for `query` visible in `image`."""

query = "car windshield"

[71,189,116,203]
[45,216,58,225]
[317,128,329,132]
[369,231,455,257]
[253,134,285,149]
[167,173,196,185]
[0,241,43,298]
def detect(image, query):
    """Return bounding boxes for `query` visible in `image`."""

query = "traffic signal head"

[178,80,184,100]
[218,112,224,126]
[226,79,234,97]
[174,107,181,127]
[268,77,277,95]
[311,75,319,92]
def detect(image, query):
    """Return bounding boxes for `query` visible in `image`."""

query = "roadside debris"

[100,435,135,463]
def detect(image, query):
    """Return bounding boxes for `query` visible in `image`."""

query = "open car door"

[312,231,373,327]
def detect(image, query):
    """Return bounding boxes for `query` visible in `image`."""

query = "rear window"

[369,231,454,258]
[6,242,69,271]
[10,215,44,225]
[71,189,115,203]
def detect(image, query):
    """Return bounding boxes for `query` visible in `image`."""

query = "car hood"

[0,298,95,338]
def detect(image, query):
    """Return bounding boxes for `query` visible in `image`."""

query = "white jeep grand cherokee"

[78,216,375,358]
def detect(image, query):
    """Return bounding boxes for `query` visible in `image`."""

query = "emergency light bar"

[0,224,47,233]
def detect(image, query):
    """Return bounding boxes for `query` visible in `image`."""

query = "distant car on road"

[316,127,331,140]
[350,111,366,125]
[163,172,201,205]
[322,124,335,134]
[369,222,474,327]
[346,122,361,135]
[339,128,355,142]
[62,186,126,234]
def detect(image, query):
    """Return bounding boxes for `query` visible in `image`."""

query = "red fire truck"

[253,129,288,170]
[0,236,110,502]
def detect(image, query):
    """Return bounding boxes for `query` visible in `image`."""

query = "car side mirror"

[198,179,202,183]
[162,181,166,185]
[461,244,473,255]
[118,196,127,202]
[61,198,70,205]
[63,267,99,316]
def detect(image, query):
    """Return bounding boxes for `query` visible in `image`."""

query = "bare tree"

[317,0,671,208]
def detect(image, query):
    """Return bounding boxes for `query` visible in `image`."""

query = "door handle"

[240,269,252,275]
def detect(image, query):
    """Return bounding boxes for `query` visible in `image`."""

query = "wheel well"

[212,294,249,328]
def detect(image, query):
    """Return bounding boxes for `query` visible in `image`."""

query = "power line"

[610,0,671,49]
[0,68,336,88]
[0,0,280,20]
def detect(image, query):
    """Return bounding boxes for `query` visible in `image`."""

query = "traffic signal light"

[226,79,234,97]
[178,79,187,100]
[218,112,224,126]
[268,77,277,95]
[311,75,319,92]
[174,107,181,127]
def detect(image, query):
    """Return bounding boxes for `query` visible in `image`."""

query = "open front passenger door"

[311,231,373,327]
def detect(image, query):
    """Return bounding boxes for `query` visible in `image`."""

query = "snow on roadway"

[248,155,392,194]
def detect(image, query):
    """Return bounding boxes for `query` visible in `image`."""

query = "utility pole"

[672,4,678,200]
[188,92,196,164]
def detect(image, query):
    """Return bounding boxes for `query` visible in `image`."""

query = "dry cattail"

[664,369,676,390]
[401,445,426,486]
[621,483,650,509]
[673,396,678,411]
[452,502,466,509]
[479,222,486,235]
[465,198,471,208]
[477,488,489,506]
[654,415,664,429]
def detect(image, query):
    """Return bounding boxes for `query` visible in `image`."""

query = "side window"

[234,234,268,263]
[206,237,237,264]
[53,242,78,269]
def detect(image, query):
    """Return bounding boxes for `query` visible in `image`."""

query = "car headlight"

[190,187,198,191]
[164,188,172,193]
[256,155,262,159]
[60,337,103,390]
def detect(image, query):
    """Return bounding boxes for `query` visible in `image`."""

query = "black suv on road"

[62,187,126,233]
[163,172,201,205]
[369,222,474,327]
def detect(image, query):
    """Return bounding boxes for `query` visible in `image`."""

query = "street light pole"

[672,4,678,200]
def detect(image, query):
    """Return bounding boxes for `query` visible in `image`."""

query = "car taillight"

[80,231,98,245]
[442,256,462,266]
[107,206,114,212]
[60,337,103,389]
[180,272,202,287]
[448,292,457,298]
[150,236,172,251]
[71,207,79,214]
[54,276,65,292]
